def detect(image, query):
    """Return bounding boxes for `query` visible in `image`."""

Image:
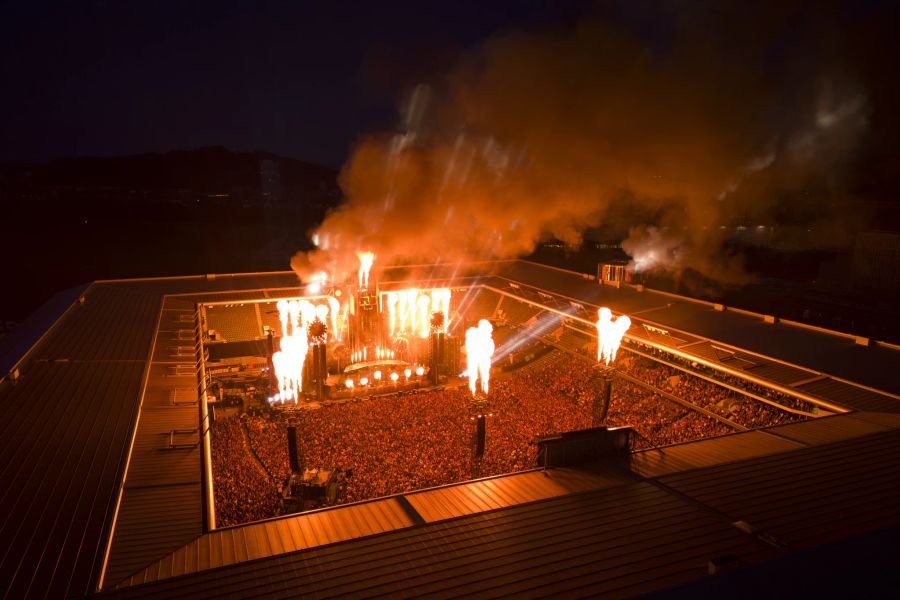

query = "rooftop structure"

[1,261,899,598]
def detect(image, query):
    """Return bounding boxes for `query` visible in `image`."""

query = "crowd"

[615,353,807,429]
[211,343,809,526]
[210,417,279,527]
[629,340,818,414]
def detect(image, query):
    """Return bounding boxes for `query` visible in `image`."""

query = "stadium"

[2,259,900,598]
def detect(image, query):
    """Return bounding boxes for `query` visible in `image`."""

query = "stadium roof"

[1,261,899,599]
[102,412,900,599]
[498,261,900,399]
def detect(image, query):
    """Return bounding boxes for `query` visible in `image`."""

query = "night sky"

[3,0,897,179]
[3,0,900,293]
[1,0,591,167]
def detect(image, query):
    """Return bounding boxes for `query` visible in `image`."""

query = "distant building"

[259,158,281,205]
[852,231,900,291]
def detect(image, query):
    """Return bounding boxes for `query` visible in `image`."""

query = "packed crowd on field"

[626,340,819,414]
[614,353,808,429]
[210,417,280,526]
[211,342,806,526]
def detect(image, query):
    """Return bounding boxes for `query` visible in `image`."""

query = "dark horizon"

[0,0,588,168]
[2,0,899,330]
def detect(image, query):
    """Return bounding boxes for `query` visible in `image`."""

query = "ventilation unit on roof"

[708,554,741,575]
[534,426,633,468]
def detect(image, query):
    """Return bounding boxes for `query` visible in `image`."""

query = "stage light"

[390,372,399,382]
[360,377,369,386]
[345,379,354,389]
[415,366,424,376]
[373,370,382,381]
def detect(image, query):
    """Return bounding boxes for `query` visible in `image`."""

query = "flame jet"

[465,318,495,396]
[432,288,452,333]
[397,291,408,334]
[386,292,398,335]
[595,307,631,365]
[272,300,312,403]
[357,251,375,288]
[315,303,329,325]
[327,297,341,340]
[385,288,452,338]
[276,300,290,337]
[417,294,431,337]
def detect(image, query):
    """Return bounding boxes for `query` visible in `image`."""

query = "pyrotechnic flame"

[417,295,431,337]
[405,289,418,334]
[315,303,329,324]
[595,307,631,365]
[357,251,375,288]
[385,287,451,338]
[270,296,344,402]
[272,300,313,403]
[386,292,398,335]
[327,297,341,340]
[431,288,451,333]
[465,318,495,396]
[397,291,408,334]
[306,271,328,294]
[440,289,451,333]
[300,300,315,326]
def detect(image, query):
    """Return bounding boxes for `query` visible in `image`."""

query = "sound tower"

[266,330,277,392]
[311,341,327,399]
[475,414,486,459]
[592,372,613,427]
[287,426,300,473]
[430,330,445,384]
[348,284,385,362]
[535,426,633,467]
[443,335,461,375]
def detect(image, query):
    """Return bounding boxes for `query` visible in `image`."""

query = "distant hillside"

[0,147,342,321]
[0,146,340,208]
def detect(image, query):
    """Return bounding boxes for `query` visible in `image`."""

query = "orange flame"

[271,297,341,402]
[595,307,631,365]
[432,288,451,333]
[327,297,341,340]
[385,287,452,338]
[465,319,495,396]
[357,251,375,288]
[273,300,310,402]
[386,292,399,335]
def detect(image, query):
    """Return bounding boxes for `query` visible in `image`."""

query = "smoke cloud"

[293,3,876,284]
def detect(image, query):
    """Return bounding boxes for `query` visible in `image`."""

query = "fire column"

[307,319,328,400]
[592,307,631,427]
[429,312,445,385]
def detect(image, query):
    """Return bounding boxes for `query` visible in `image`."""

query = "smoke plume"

[293,3,875,284]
